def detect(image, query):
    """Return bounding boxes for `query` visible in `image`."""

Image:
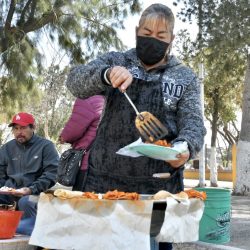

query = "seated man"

[0,112,59,235]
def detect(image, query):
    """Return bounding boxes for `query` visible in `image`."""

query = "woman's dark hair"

[139,4,175,33]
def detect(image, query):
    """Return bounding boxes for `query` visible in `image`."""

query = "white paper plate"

[128,144,180,161]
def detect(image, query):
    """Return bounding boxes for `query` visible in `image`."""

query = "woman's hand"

[166,150,190,168]
[108,66,133,92]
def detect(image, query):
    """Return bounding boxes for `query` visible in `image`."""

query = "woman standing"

[58,96,104,190]
[66,4,206,249]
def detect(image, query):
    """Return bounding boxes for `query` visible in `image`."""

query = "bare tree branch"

[4,0,16,31]
[217,129,230,144]
[223,123,238,142]
[231,120,240,135]
[22,9,63,33]
[1,9,63,53]
[27,0,37,23]
[19,0,33,26]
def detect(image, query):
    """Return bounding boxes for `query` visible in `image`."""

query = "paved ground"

[184,179,233,190]
[182,179,250,250]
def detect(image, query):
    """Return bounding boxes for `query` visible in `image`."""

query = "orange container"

[0,210,23,239]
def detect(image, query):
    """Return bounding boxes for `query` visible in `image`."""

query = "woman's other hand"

[108,66,133,92]
[166,150,190,168]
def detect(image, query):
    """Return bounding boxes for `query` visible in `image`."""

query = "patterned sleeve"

[173,76,206,158]
[66,51,125,98]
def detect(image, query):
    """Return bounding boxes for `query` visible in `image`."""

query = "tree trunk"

[210,147,218,186]
[210,94,219,186]
[234,54,250,195]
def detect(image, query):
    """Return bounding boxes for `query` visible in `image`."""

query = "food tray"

[0,190,22,195]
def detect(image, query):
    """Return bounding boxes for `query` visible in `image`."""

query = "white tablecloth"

[29,193,153,250]
[29,193,204,250]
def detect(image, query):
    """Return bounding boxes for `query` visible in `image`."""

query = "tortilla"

[54,189,83,199]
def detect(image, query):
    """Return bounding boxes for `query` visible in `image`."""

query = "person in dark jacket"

[66,4,206,249]
[58,96,105,190]
[0,112,59,235]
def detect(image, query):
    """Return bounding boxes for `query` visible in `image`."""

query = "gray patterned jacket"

[66,48,206,159]
[66,49,206,194]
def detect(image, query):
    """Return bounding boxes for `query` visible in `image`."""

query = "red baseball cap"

[8,112,35,127]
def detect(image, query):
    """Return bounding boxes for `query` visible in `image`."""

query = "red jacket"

[60,95,105,170]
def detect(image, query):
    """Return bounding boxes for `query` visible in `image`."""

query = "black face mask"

[136,36,170,65]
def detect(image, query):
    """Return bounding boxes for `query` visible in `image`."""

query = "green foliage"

[0,0,142,112]
[204,50,245,143]
[174,29,198,66]
[205,0,249,52]
[24,65,75,141]
[174,0,248,144]
[0,74,40,117]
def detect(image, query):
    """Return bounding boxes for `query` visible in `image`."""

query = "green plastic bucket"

[195,187,231,244]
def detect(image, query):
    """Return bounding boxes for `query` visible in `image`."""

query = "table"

[29,193,204,250]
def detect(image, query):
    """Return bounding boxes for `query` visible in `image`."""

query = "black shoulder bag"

[57,148,87,187]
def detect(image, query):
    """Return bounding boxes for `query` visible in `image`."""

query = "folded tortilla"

[153,190,188,201]
[54,189,83,199]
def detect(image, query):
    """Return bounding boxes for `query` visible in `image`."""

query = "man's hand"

[58,135,65,144]
[15,187,32,196]
[108,66,133,92]
[166,150,190,168]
